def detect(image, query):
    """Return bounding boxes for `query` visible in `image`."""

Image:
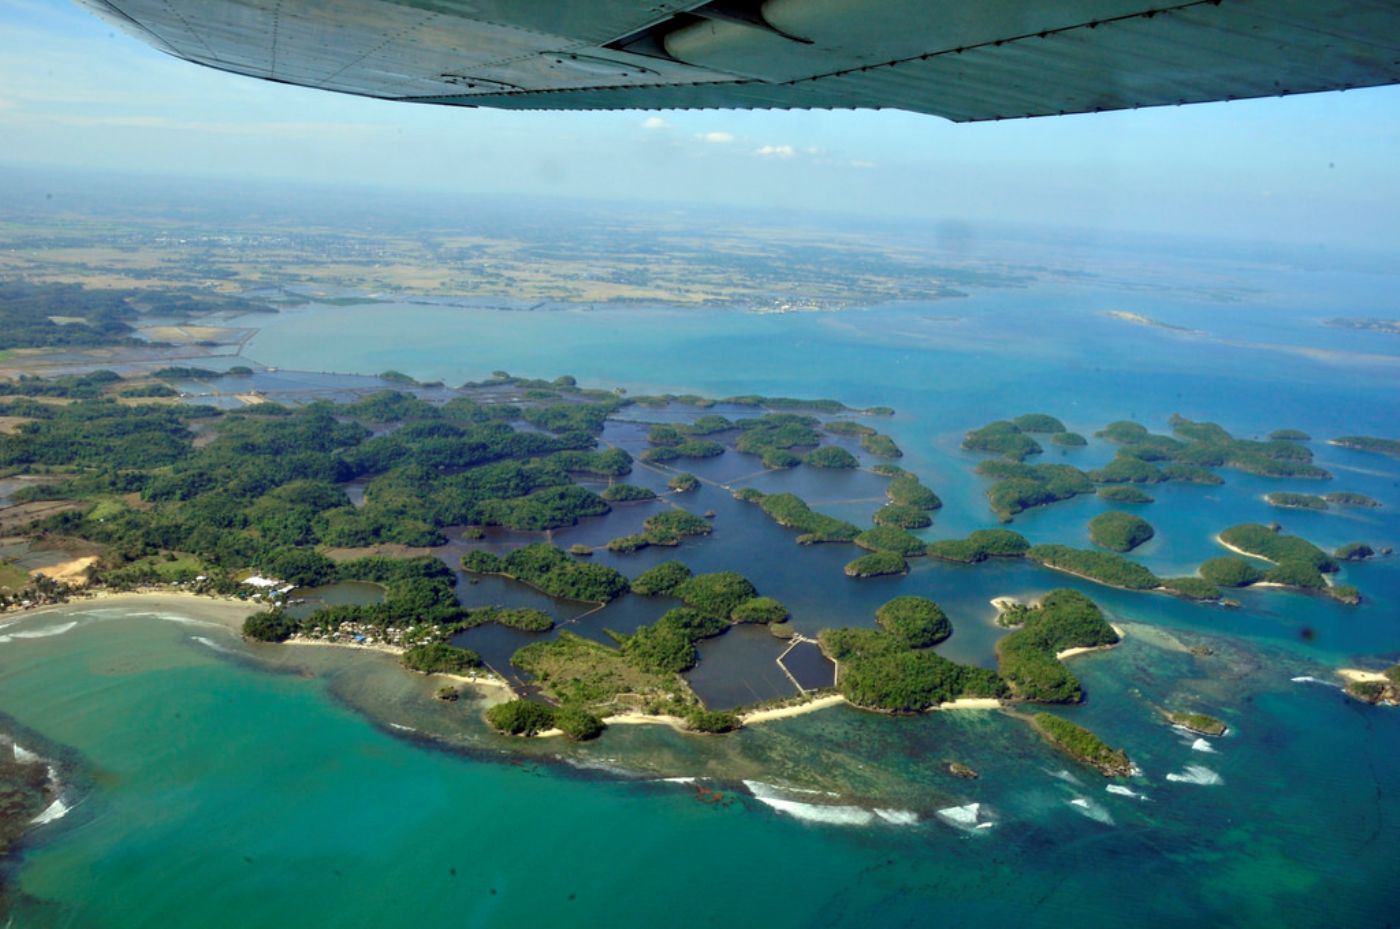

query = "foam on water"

[0,621,78,644]
[1068,797,1115,825]
[873,808,919,826]
[1190,738,1217,753]
[743,781,877,826]
[190,635,235,656]
[1105,784,1148,800]
[1045,768,1083,786]
[31,797,70,826]
[935,802,986,831]
[1292,676,1343,689]
[13,742,40,764]
[388,723,418,733]
[1166,765,1224,785]
[661,776,696,785]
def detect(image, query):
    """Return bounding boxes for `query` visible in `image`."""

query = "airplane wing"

[75,0,1400,121]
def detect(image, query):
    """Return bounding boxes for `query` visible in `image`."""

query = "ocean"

[3,243,1399,926]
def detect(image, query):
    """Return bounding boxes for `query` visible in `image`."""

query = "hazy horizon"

[2,0,1399,251]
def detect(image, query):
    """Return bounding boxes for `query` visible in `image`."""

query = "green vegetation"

[1012,414,1067,434]
[860,433,902,458]
[1263,560,1327,590]
[886,473,942,510]
[1088,512,1155,552]
[631,560,692,596]
[600,483,655,502]
[872,504,932,529]
[0,281,141,350]
[731,596,788,624]
[463,544,629,602]
[1326,492,1381,508]
[738,490,860,543]
[467,607,554,633]
[1166,711,1227,736]
[474,485,610,530]
[1158,577,1221,601]
[1335,543,1375,561]
[606,535,650,553]
[962,421,1043,461]
[734,413,822,459]
[1330,436,1400,457]
[875,596,951,647]
[512,631,686,709]
[673,571,758,617]
[1051,432,1088,448]
[243,610,296,642]
[1266,492,1328,511]
[1089,456,1165,484]
[760,448,802,469]
[1030,713,1132,776]
[485,699,557,736]
[804,446,858,469]
[926,529,1029,563]
[683,709,741,733]
[1199,557,1265,588]
[823,421,876,437]
[401,642,481,674]
[1098,486,1153,504]
[1218,524,1338,572]
[554,705,605,741]
[854,526,926,557]
[1270,429,1311,441]
[820,626,1007,713]
[640,509,712,545]
[1097,421,1149,443]
[1025,545,1160,590]
[844,551,909,578]
[667,473,699,493]
[996,590,1119,703]
[976,461,1093,521]
[639,440,724,463]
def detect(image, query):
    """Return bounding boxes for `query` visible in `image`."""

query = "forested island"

[1,364,1383,777]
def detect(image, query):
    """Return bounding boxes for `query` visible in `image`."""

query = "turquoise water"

[5,251,1400,925]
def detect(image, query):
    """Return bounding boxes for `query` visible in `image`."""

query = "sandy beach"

[1337,668,1390,685]
[1056,624,1127,661]
[10,589,266,632]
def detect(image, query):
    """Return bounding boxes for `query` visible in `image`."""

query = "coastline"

[1056,624,1127,661]
[1213,535,1274,563]
[8,588,267,632]
[1337,668,1389,685]
[283,636,516,692]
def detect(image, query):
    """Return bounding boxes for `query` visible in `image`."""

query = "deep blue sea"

[3,243,1399,927]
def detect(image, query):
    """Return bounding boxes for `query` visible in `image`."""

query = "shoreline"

[7,588,267,632]
[1213,535,1274,563]
[1056,624,1127,661]
[283,636,516,692]
[1337,668,1389,685]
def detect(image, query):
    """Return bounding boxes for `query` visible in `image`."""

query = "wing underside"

[76,0,1400,120]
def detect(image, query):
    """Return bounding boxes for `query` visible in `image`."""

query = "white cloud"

[640,116,669,130]
[698,130,734,144]
[756,144,796,159]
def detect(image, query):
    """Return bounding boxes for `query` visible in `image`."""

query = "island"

[844,551,909,577]
[1088,512,1155,552]
[1163,710,1228,737]
[1339,665,1400,706]
[1265,492,1328,511]
[1329,435,1400,457]
[1029,713,1133,776]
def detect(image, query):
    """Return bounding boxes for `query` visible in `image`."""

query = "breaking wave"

[1190,738,1216,753]
[743,781,918,828]
[190,635,236,655]
[936,802,993,832]
[1068,797,1115,824]
[1291,676,1342,689]
[1105,784,1148,800]
[12,742,40,764]
[0,621,78,644]
[31,797,70,826]
[1166,764,1223,785]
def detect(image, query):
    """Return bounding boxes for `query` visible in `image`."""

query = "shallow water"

[5,246,1400,925]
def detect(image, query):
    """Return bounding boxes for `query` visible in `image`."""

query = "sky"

[2,0,1400,249]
